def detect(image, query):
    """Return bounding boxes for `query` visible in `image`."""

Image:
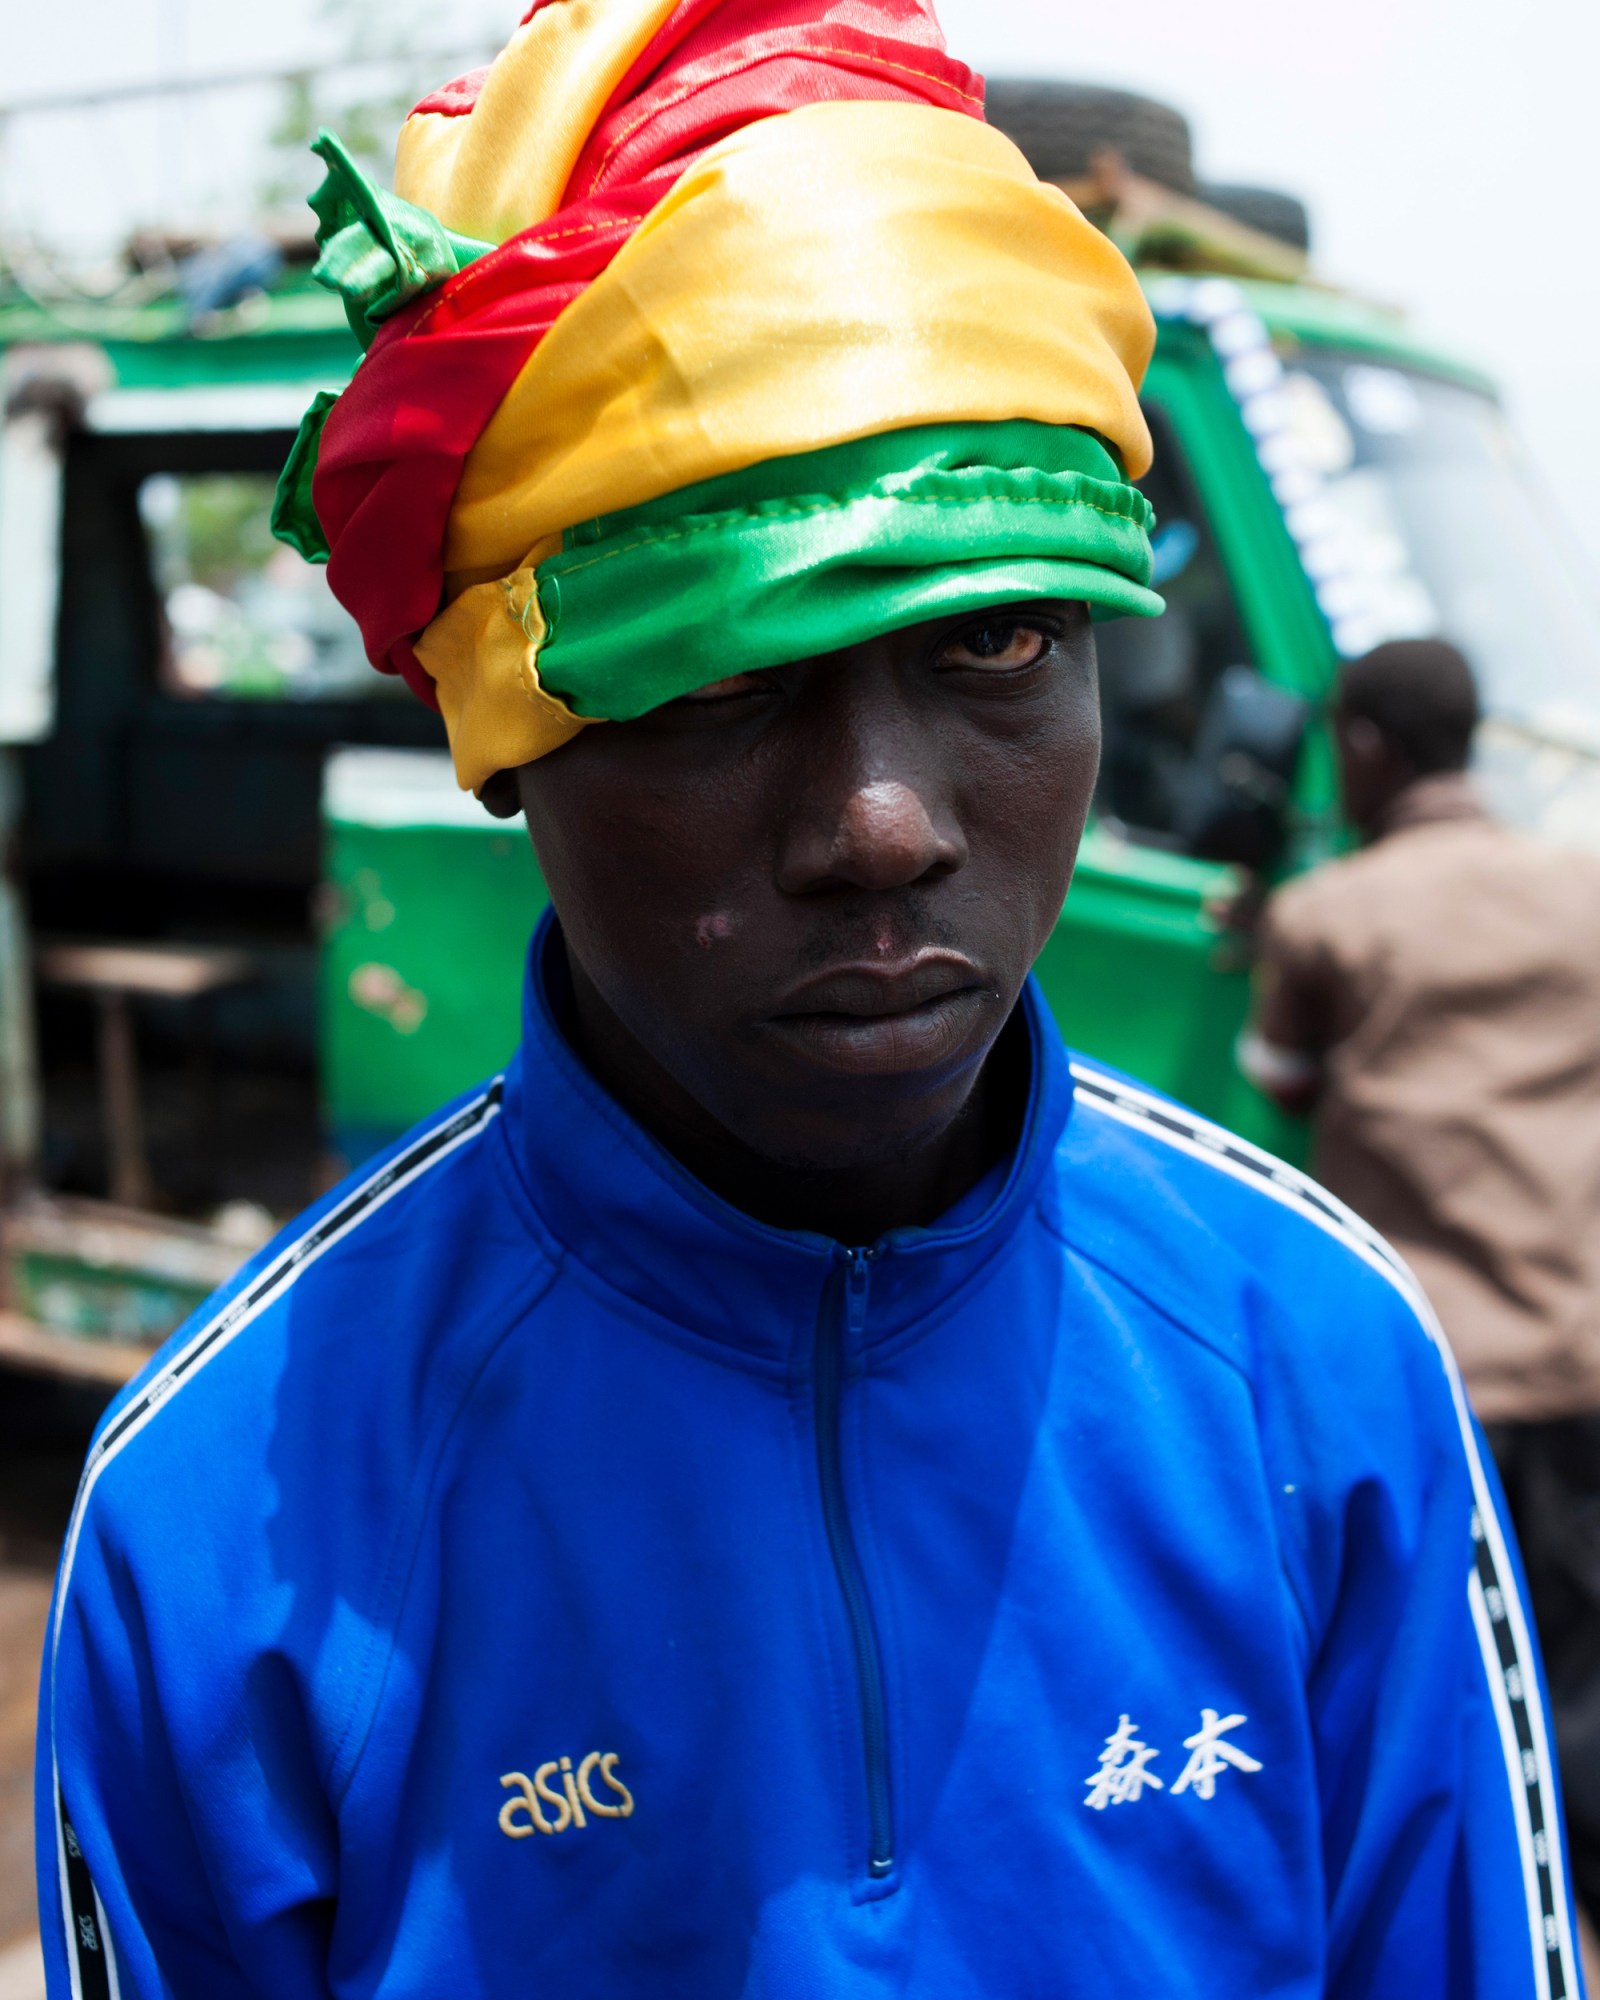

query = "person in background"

[1243,636,1600,1931]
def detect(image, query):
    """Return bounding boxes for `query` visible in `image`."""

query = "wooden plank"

[4,1193,253,1288]
[0,1311,150,1388]
[1048,160,1310,286]
[37,942,254,1001]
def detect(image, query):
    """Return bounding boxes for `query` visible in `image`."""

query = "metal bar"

[0,45,494,121]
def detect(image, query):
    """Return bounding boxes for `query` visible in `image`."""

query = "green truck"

[3,86,1598,1381]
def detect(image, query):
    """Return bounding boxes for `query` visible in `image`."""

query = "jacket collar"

[1372,770,1486,841]
[497,912,1074,1370]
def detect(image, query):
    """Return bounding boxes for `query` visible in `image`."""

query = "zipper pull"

[845,1247,873,1336]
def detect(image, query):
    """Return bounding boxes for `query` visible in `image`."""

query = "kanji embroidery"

[1084,1714,1164,1809]
[1170,1710,1263,1800]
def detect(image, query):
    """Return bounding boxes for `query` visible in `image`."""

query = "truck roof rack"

[1051,150,1312,286]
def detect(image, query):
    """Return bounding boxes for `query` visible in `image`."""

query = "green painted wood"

[320,810,545,1154]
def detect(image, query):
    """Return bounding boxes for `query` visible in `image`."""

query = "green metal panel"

[11,1245,213,1343]
[4,1199,251,1345]
[1043,826,1305,1156]
[106,323,356,391]
[320,752,546,1155]
[1242,281,1498,396]
[0,280,358,389]
[1145,330,1336,705]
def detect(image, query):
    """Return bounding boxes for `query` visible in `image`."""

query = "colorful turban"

[273,0,1161,794]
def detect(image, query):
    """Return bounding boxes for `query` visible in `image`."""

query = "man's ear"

[1340,714,1387,765]
[478,769,524,820]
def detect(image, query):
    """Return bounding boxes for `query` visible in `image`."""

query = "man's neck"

[1364,768,1482,844]
[552,944,1027,1244]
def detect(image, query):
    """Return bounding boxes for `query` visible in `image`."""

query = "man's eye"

[940,623,1049,671]
[678,671,766,704]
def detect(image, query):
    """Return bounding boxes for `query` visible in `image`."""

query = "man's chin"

[704,1071,988,1182]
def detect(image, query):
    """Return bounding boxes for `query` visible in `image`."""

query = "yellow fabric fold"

[439,100,1155,587]
[395,0,683,244]
[415,558,594,779]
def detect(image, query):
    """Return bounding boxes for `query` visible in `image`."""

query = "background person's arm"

[1236,884,1341,1115]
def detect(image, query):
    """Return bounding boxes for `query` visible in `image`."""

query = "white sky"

[7,0,1600,554]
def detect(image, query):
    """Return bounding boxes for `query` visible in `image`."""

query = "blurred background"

[10,0,1599,548]
[2,1,1598,1989]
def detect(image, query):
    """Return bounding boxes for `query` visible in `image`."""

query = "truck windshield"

[1281,348,1600,752]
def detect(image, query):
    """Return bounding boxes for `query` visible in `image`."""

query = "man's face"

[512,600,1099,1171]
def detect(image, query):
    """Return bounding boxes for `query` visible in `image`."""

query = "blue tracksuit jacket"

[38,922,1584,1996]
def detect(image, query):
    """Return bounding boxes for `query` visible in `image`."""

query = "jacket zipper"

[813,1245,894,1881]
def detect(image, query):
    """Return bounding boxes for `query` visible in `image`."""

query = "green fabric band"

[533,421,1161,721]
[308,130,494,350]
[272,391,337,563]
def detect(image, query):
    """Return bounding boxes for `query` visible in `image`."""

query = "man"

[1245,636,1600,1936]
[39,6,1579,1995]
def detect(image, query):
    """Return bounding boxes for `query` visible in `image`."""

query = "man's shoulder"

[1264,839,1392,936]
[1277,812,1600,908]
[1056,1057,1402,1303]
[47,1076,563,1812]
[72,1077,542,1556]
[1268,821,1600,977]
[1052,1059,1452,1417]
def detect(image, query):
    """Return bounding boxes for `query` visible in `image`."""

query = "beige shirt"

[1256,773,1600,1422]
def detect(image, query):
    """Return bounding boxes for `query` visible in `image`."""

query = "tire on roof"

[983,81,1195,196]
[1199,183,1312,253]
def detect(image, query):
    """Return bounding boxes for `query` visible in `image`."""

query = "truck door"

[1037,360,1313,1155]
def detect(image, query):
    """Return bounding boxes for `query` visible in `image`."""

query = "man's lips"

[763,955,996,1077]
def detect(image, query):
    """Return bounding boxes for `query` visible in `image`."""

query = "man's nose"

[776,775,967,895]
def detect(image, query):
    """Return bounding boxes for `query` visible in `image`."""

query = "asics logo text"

[499,1753,634,1837]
